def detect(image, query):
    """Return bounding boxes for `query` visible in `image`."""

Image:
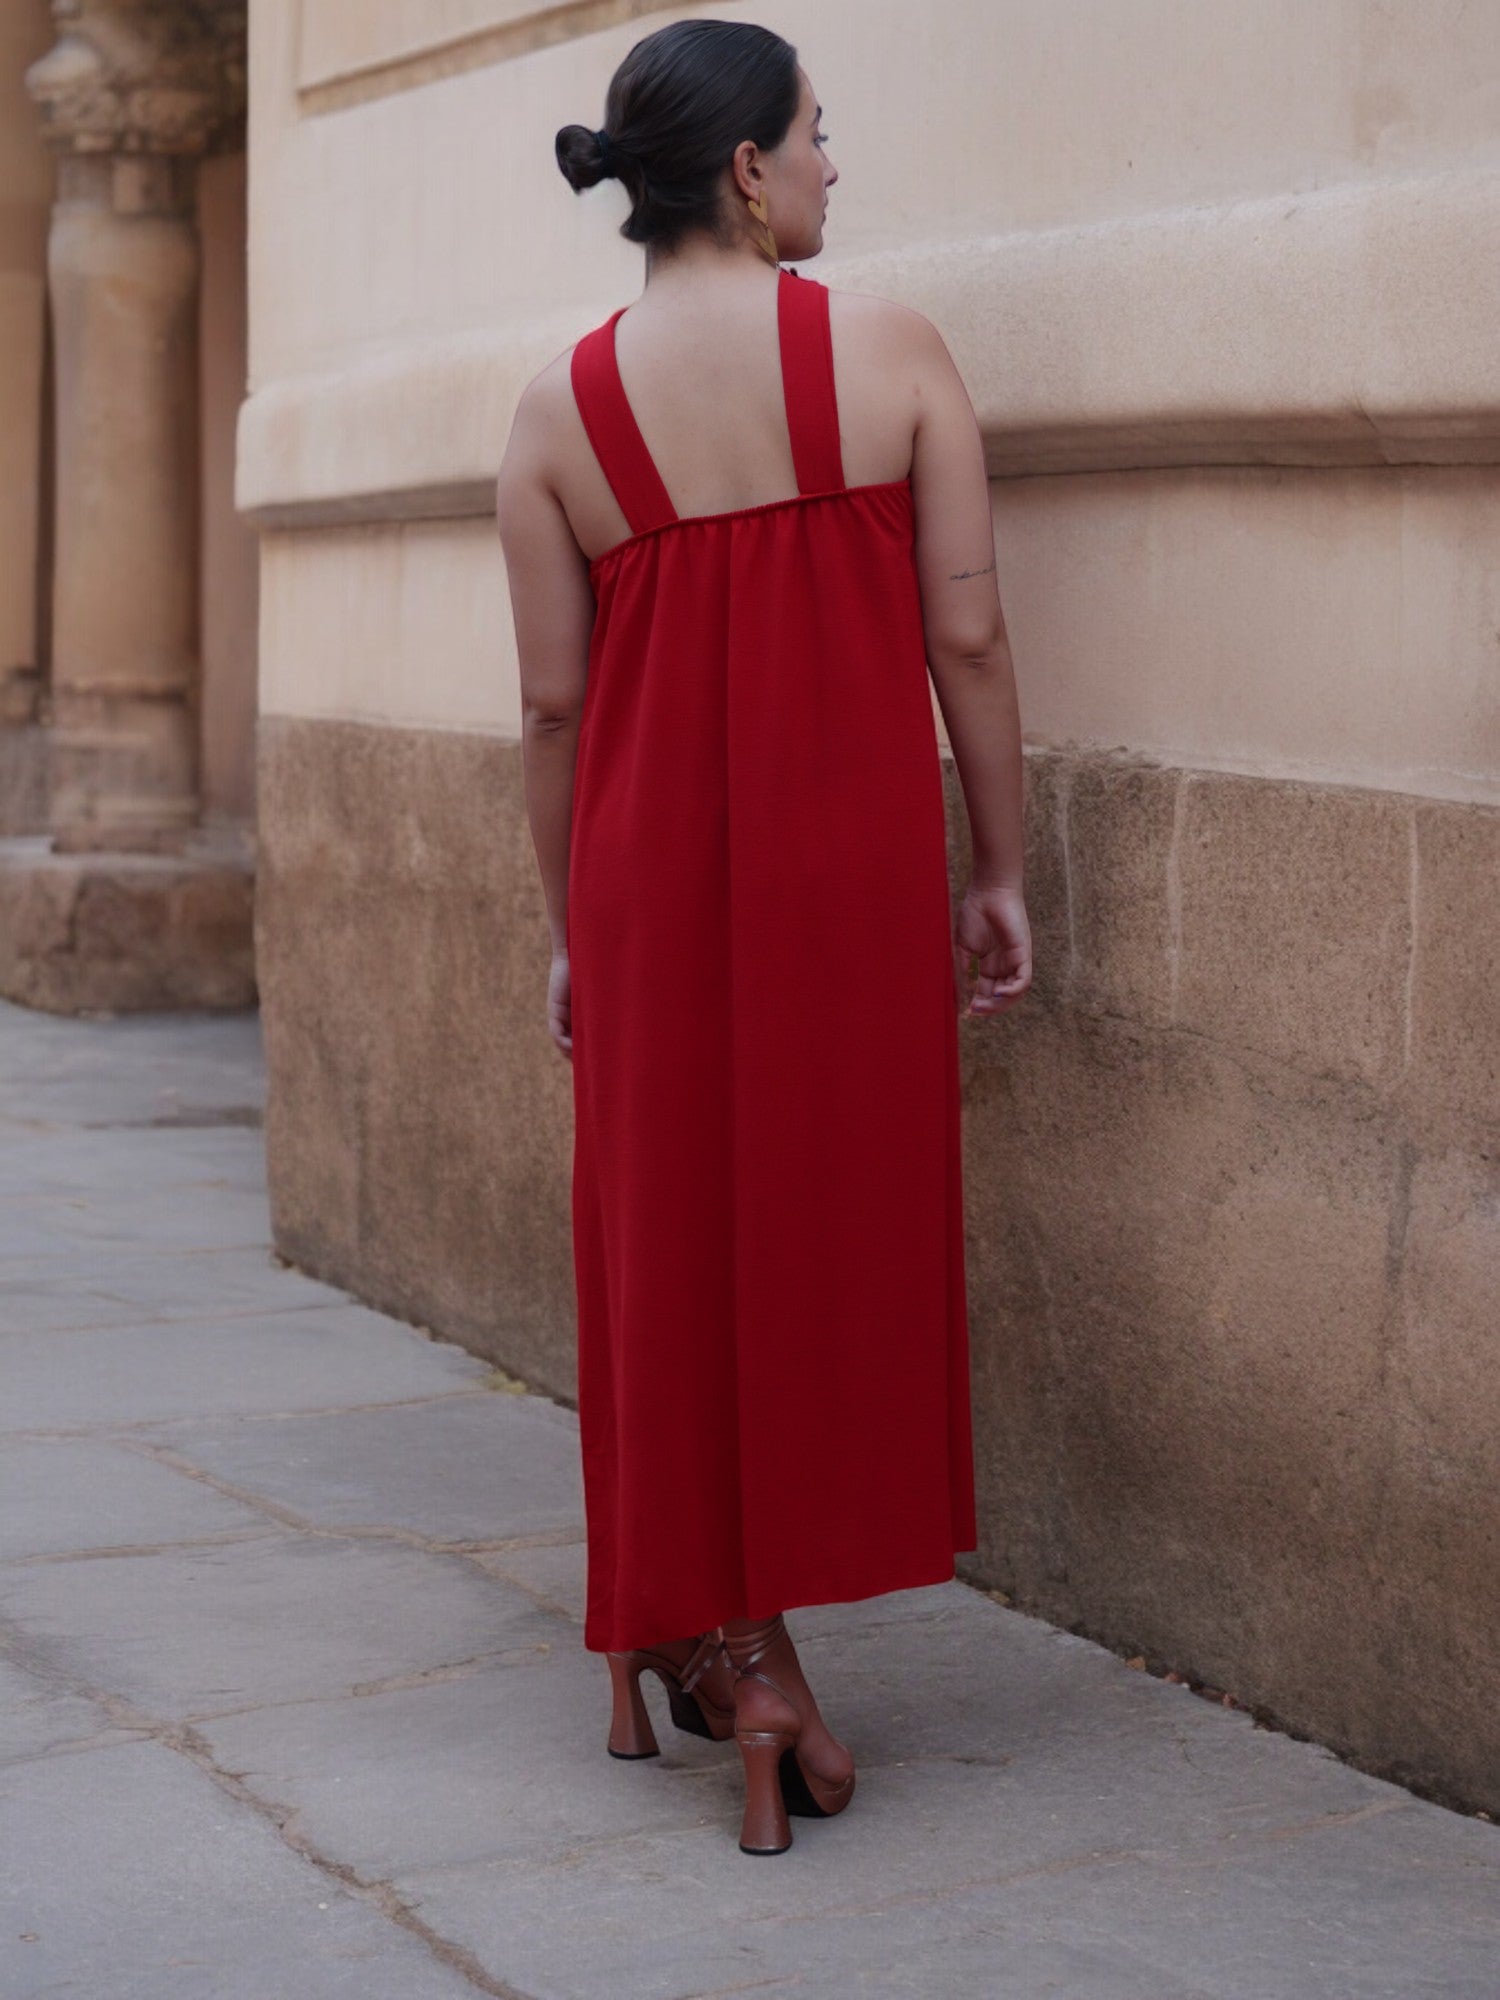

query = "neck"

[642,235,779,293]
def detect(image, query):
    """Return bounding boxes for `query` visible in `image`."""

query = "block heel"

[725,1612,857,1855]
[605,1649,660,1758]
[605,1630,737,1758]
[737,1729,796,1853]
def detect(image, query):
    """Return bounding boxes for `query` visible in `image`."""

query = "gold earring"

[746,186,778,268]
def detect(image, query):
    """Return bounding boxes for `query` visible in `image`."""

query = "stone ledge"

[237,166,1500,528]
[0,833,257,1014]
[296,0,662,113]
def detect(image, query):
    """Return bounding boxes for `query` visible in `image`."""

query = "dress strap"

[777,266,846,495]
[570,307,680,536]
[571,274,846,531]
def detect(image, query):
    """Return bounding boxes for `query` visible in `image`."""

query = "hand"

[548,951,573,1062]
[953,882,1032,1017]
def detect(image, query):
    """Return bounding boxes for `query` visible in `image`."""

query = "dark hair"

[555,20,800,252]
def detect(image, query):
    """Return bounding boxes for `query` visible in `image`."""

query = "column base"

[0,726,50,837]
[0,829,256,1014]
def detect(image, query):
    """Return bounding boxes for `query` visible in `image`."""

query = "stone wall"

[244,0,1500,1815]
[257,710,1500,1812]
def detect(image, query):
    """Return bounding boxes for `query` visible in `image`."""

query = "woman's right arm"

[904,310,1032,1017]
[495,365,597,1061]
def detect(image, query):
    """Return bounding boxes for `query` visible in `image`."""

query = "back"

[559,271,920,567]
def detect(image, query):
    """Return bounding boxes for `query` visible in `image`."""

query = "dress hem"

[582,1541,980,1655]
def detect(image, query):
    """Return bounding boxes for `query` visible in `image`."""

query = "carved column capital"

[25,0,246,157]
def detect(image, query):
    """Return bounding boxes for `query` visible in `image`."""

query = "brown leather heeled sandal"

[725,1612,856,1854]
[605,1629,737,1758]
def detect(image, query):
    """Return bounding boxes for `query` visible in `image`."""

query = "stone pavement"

[2,999,1497,2000]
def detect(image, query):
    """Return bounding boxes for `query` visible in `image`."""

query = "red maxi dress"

[567,264,977,1654]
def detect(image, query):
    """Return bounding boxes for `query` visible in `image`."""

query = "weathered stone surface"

[0,1436,268,1558]
[1175,771,1412,1089]
[1,1306,488,1429]
[1406,799,1500,1142]
[1068,753,1179,1026]
[136,1392,585,1544]
[5,1531,553,1718]
[26,0,246,157]
[0,835,256,1011]
[8,1730,482,1998]
[256,715,576,1403]
[0,723,48,836]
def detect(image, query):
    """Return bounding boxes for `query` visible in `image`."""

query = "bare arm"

[495,369,596,1060]
[905,311,1031,1016]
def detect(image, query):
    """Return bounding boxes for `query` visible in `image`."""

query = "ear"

[729,137,763,204]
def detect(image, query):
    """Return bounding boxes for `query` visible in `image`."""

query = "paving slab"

[0,1241,352,1335]
[391,1772,1500,2000]
[2,1729,488,2000]
[135,1391,586,1542]
[0,1122,266,1200]
[0,1004,264,1130]
[204,1586,1500,1998]
[3,1305,490,1430]
[3,1531,558,1718]
[0,1180,279,1258]
[475,1538,591,1623]
[0,1435,273,1558]
[3,995,1498,2000]
[0,1652,142,1764]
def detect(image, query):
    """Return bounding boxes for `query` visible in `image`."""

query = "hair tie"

[596,127,615,174]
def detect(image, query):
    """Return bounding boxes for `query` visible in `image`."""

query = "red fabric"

[567,265,977,1654]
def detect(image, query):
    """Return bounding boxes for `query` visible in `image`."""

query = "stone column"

[0,0,254,1010]
[0,0,55,834]
[45,143,201,850]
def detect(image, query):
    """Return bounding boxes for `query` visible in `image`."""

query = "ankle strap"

[722,1611,786,1675]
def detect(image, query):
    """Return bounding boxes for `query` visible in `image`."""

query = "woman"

[496,19,1030,1856]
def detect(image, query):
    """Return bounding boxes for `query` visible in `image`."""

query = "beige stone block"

[0,725,48,836]
[1332,1147,1500,1799]
[962,1002,1419,1731]
[961,981,1500,1805]
[0,836,255,1013]
[1067,754,1178,1027]
[256,716,578,1404]
[1392,1149,1500,1488]
[997,467,1500,818]
[257,520,517,737]
[1406,801,1500,1141]
[1175,772,1411,1090]
[298,0,566,96]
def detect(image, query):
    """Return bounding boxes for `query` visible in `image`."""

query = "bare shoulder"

[823,285,956,384]
[511,344,580,443]
[496,344,582,510]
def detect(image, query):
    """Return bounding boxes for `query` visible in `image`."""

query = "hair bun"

[554,120,614,192]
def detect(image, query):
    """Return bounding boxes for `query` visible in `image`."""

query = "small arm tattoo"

[948,559,996,581]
